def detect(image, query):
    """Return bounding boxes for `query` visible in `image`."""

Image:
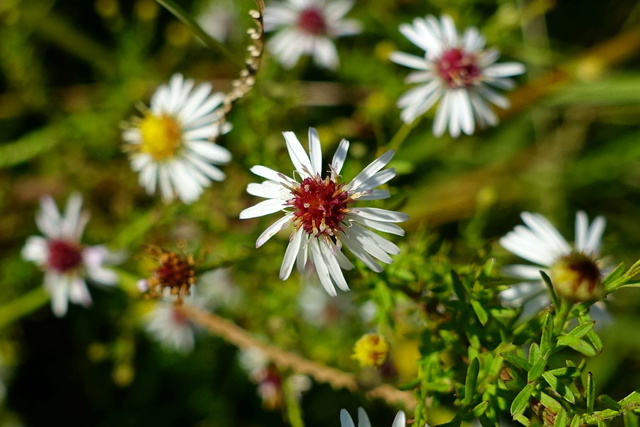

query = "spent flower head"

[239,128,408,296]
[500,211,610,320]
[137,246,197,305]
[122,73,232,204]
[22,193,119,317]
[390,14,525,137]
[264,0,361,70]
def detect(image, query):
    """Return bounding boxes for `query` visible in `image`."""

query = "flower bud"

[352,333,389,368]
[550,252,602,302]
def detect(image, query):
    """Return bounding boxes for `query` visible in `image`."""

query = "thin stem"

[0,286,49,328]
[554,299,572,335]
[154,0,244,69]
[384,117,422,154]
[284,378,306,427]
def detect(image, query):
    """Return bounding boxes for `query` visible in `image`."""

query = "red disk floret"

[297,7,327,35]
[290,176,352,237]
[48,239,83,273]
[436,48,481,88]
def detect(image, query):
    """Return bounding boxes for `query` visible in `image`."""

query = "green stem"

[154,0,244,69]
[385,117,421,153]
[554,299,572,335]
[0,286,49,328]
[283,377,305,427]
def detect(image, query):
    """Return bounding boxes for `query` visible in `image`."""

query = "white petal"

[351,207,409,223]
[69,277,92,307]
[256,214,293,248]
[283,131,314,177]
[247,182,286,199]
[340,410,356,427]
[308,127,323,175]
[339,230,382,272]
[390,51,429,70]
[250,165,291,183]
[331,139,350,176]
[357,407,372,427]
[280,227,304,279]
[392,411,406,427]
[502,264,546,280]
[347,150,395,192]
[521,212,571,257]
[309,238,337,296]
[319,238,349,292]
[575,211,588,252]
[349,215,405,236]
[484,62,526,78]
[584,215,606,255]
[239,199,286,219]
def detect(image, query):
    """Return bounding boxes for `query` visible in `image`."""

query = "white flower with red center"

[500,211,611,323]
[239,128,408,296]
[21,194,118,317]
[144,298,196,353]
[340,408,412,427]
[264,0,361,70]
[390,15,526,137]
[122,73,232,204]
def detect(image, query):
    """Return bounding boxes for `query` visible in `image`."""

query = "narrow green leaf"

[451,270,467,301]
[540,391,564,412]
[554,408,568,427]
[621,390,640,411]
[542,372,575,403]
[557,336,597,357]
[587,372,595,414]
[464,358,480,405]
[566,322,595,340]
[511,383,534,416]
[471,300,489,325]
[397,377,421,391]
[602,262,626,288]
[470,401,490,418]
[528,357,547,382]
[624,411,639,427]
[540,311,554,356]
[540,271,560,308]
[598,394,622,410]
[501,352,531,371]
[528,343,541,365]
[513,413,530,426]
[547,367,579,378]
[570,415,581,427]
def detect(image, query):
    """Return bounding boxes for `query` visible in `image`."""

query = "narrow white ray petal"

[308,127,323,175]
[346,225,397,263]
[349,216,405,236]
[477,85,510,109]
[280,227,304,279]
[448,90,461,138]
[340,410,356,427]
[309,238,337,296]
[247,182,286,199]
[500,230,556,266]
[357,407,372,427]
[484,62,526,78]
[351,169,396,193]
[313,37,339,71]
[502,264,546,280]
[324,0,354,21]
[398,22,431,52]
[521,212,571,257]
[338,230,382,272]
[170,162,204,203]
[22,236,48,264]
[327,239,354,270]
[585,215,606,255]
[239,199,286,219]
[49,274,69,317]
[296,236,309,273]
[158,165,174,202]
[283,131,314,177]
[357,189,390,200]
[433,89,452,137]
[256,214,293,248]
[389,51,429,70]
[440,15,459,47]
[69,277,92,307]
[319,239,349,292]
[184,153,226,182]
[251,165,292,183]
[331,139,350,175]
[178,82,214,119]
[140,162,158,194]
[575,211,588,252]
[350,207,409,222]
[187,141,232,164]
[456,89,475,136]
[392,411,406,427]
[346,150,395,191]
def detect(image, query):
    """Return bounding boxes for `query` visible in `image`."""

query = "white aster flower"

[390,14,526,137]
[239,128,408,296]
[500,211,611,322]
[144,296,197,354]
[340,408,413,427]
[122,73,232,204]
[22,194,118,317]
[264,0,361,70]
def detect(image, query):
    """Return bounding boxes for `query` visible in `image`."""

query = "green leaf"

[570,415,581,427]
[621,389,640,411]
[554,408,568,427]
[511,383,534,416]
[598,394,622,410]
[471,300,489,325]
[540,312,555,356]
[542,372,576,403]
[502,352,531,371]
[587,372,595,414]
[566,322,595,340]
[528,357,547,382]
[397,377,421,391]
[624,411,639,427]
[547,367,579,378]
[556,336,597,357]
[528,343,541,365]
[464,357,480,405]
[470,401,490,418]
[540,391,564,413]
[540,271,560,308]
[451,270,467,301]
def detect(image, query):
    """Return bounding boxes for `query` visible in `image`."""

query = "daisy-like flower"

[144,298,196,353]
[264,0,361,70]
[239,128,408,296]
[390,15,526,137]
[22,194,118,317]
[340,408,412,427]
[122,73,232,204]
[500,211,610,321]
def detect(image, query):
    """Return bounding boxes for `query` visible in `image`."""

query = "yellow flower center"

[139,113,182,161]
[352,333,389,368]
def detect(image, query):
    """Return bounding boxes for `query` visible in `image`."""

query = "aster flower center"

[141,248,197,304]
[550,252,602,302]
[139,114,183,161]
[436,48,481,88]
[48,239,83,273]
[297,7,327,35]
[289,176,352,237]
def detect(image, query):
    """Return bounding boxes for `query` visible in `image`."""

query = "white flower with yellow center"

[264,0,361,70]
[22,194,119,317]
[391,15,525,137]
[500,211,611,323]
[239,128,408,296]
[122,73,232,204]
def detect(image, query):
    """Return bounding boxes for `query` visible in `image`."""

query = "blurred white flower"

[239,127,408,296]
[500,211,611,324]
[391,15,525,137]
[196,0,238,43]
[122,73,232,204]
[340,408,411,427]
[264,0,361,70]
[144,298,196,354]
[22,194,118,317]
